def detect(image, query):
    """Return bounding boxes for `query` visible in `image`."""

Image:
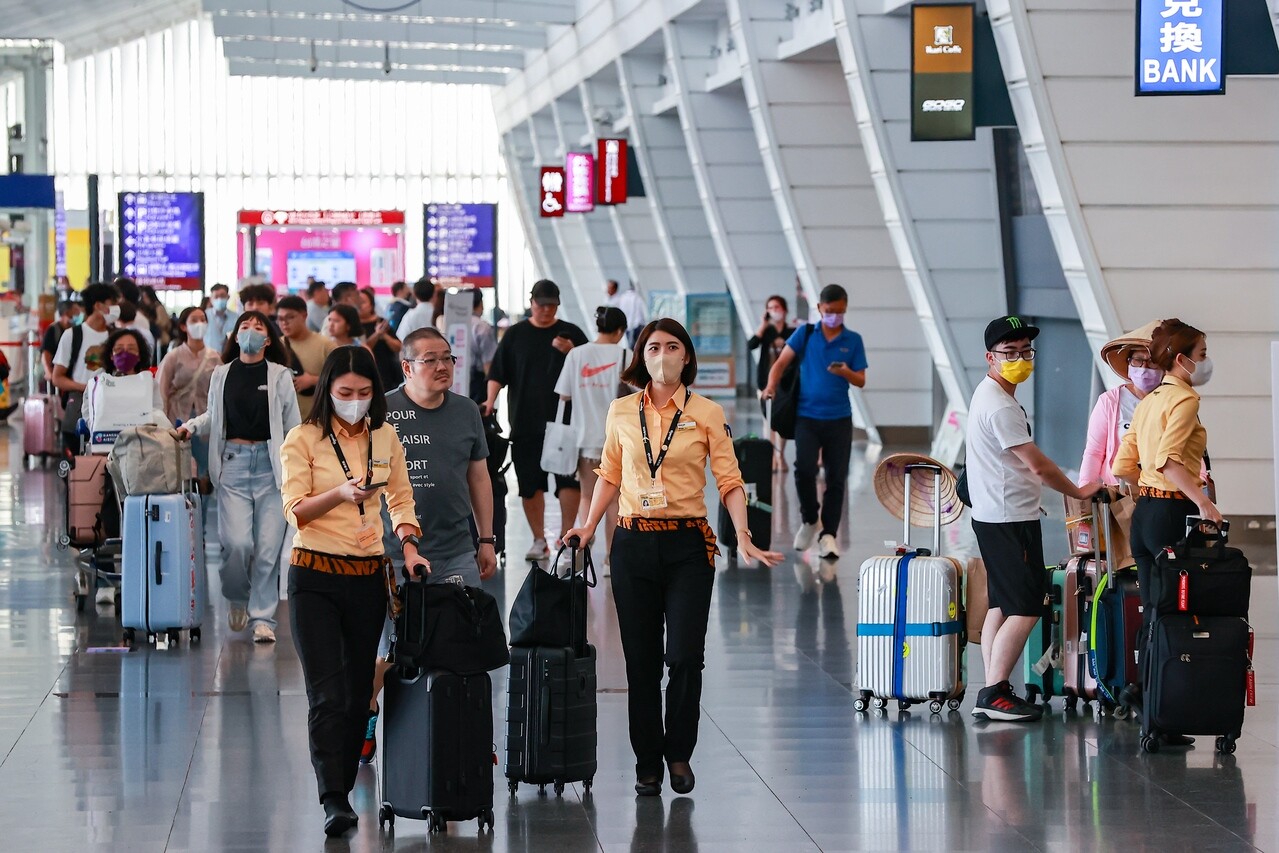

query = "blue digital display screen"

[1137,0,1225,95]
[119,191,204,290]
[425,203,497,288]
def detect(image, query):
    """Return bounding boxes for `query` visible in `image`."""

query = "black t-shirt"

[41,323,64,358]
[747,323,797,391]
[488,318,588,439]
[363,320,403,393]
[224,358,270,442]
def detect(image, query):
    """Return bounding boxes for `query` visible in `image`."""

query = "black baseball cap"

[984,315,1040,351]
[530,279,560,306]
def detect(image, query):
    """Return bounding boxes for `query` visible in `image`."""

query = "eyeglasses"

[992,348,1036,362]
[404,355,457,369]
[1128,356,1151,368]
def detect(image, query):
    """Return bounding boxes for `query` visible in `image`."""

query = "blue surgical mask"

[212,297,229,312]
[237,329,268,355]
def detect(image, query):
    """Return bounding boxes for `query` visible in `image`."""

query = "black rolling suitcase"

[378,669,496,833]
[505,539,598,796]
[483,415,511,568]
[719,435,773,559]
[1141,519,1254,755]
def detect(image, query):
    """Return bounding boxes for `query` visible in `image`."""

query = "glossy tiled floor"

[2,412,1278,852]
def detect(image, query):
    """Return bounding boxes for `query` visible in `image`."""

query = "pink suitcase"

[23,393,59,461]
[1061,553,1109,711]
[61,454,110,549]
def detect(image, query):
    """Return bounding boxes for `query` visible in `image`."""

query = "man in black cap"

[483,279,589,560]
[967,315,1101,722]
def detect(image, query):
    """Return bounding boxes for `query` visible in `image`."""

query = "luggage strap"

[857,622,962,638]
[892,553,912,698]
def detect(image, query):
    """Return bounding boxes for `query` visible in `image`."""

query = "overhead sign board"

[237,209,406,227]
[596,138,628,205]
[118,191,204,291]
[1136,0,1225,95]
[910,5,976,142]
[565,152,595,213]
[425,203,497,289]
[539,167,566,217]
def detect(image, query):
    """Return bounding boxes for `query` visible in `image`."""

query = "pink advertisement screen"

[237,228,405,295]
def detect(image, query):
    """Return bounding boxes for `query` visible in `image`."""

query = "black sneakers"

[971,682,1044,722]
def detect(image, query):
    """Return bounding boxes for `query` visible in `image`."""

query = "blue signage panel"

[425,203,497,288]
[118,191,204,290]
[1136,0,1225,95]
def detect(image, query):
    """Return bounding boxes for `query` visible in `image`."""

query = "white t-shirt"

[1117,385,1139,449]
[397,303,436,340]
[554,341,631,458]
[965,376,1040,523]
[52,324,110,386]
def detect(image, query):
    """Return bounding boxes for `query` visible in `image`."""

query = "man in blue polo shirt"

[763,283,867,558]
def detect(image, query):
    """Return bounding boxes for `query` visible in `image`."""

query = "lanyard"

[639,388,690,484]
[328,427,373,518]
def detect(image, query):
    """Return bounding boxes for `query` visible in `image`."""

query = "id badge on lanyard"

[329,429,380,547]
[638,390,688,514]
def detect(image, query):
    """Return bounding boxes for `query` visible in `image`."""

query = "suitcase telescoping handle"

[563,535,593,657]
[1093,492,1114,589]
[902,463,944,557]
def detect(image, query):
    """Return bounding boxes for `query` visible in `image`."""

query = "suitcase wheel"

[508,781,519,797]
[853,697,868,713]
[554,781,565,797]
[191,628,201,643]
[123,628,135,645]
[537,783,547,796]
[948,698,962,711]
[1216,736,1237,755]
[1113,704,1131,721]
[479,808,495,831]
[1141,733,1160,753]
[428,813,446,834]
[583,779,593,797]
[378,803,394,830]
[872,697,887,711]
[929,700,943,715]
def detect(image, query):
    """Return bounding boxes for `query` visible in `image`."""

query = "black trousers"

[289,565,387,802]
[609,520,717,778]
[794,415,853,535]
[1129,495,1198,681]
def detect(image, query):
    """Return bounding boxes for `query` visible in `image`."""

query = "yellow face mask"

[998,359,1034,384]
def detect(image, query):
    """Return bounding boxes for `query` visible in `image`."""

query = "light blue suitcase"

[121,493,207,645]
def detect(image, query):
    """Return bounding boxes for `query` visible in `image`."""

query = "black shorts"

[510,436,580,500]
[971,519,1046,617]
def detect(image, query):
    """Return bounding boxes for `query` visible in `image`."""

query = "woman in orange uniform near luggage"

[563,319,782,798]
[1112,318,1222,747]
[279,346,427,838]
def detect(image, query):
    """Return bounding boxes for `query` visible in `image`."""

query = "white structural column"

[500,123,571,299]
[617,50,722,298]
[528,108,601,328]
[990,0,1279,516]
[661,21,808,338]
[550,89,630,307]
[830,1,1010,415]
[728,0,928,432]
[579,72,680,302]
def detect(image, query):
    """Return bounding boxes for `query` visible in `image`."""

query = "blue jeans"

[217,442,287,629]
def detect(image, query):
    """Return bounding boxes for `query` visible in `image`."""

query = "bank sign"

[911,5,975,141]
[1136,0,1225,95]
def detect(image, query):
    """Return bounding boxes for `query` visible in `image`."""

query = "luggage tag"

[1177,570,1189,612]
[1247,627,1257,707]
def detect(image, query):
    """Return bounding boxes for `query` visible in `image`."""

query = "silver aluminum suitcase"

[855,462,965,715]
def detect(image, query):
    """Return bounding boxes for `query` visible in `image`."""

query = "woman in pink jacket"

[1078,321,1163,485]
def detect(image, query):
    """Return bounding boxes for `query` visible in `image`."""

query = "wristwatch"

[477,537,497,547]
[401,534,421,552]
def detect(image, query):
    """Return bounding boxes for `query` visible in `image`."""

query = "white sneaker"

[793,523,819,551]
[818,533,840,560]
[228,606,249,632]
[253,624,276,644]
[95,586,115,606]
[524,539,550,561]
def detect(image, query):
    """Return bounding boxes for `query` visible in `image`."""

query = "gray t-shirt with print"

[382,389,488,563]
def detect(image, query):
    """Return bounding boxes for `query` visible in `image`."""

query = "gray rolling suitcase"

[854,462,965,714]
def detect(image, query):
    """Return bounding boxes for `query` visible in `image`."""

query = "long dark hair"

[620,318,698,387]
[327,303,363,340]
[103,327,153,374]
[305,346,388,434]
[173,306,204,347]
[1150,318,1205,372]
[220,310,289,365]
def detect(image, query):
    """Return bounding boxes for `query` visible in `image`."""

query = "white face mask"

[104,305,121,324]
[187,322,207,341]
[645,352,684,385]
[768,310,785,323]
[1188,355,1214,387]
[331,395,371,423]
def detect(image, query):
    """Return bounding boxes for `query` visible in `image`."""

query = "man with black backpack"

[51,282,120,450]
[762,283,868,559]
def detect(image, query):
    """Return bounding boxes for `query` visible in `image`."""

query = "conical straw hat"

[873,453,963,528]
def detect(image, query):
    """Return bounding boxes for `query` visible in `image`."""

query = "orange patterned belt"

[616,516,720,568]
[291,547,400,618]
[1138,486,1188,500]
